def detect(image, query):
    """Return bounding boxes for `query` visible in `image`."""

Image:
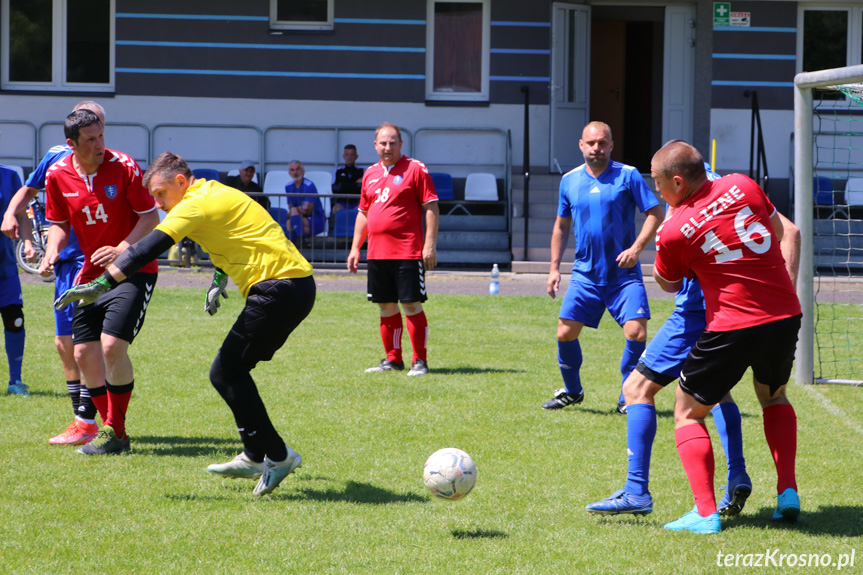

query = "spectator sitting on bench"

[286,160,326,242]
[332,144,363,212]
[225,160,269,211]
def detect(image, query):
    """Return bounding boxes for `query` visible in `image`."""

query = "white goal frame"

[793,64,863,386]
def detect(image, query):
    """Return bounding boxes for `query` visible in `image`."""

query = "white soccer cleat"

[253,445,302,496]
[207,452,265,480]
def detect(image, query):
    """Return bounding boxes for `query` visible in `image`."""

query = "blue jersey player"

[585,162,801,520]
[544,121,664,413]
[0,101,100,442]
[0,163,27,395]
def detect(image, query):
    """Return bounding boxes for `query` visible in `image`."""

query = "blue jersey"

[558,161,659,285]
[25,145,83,264]
[0,166,23,277]
[670,164,720,312]
[286,178,326,229]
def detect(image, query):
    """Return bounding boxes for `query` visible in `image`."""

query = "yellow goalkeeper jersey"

[156,178,312,297]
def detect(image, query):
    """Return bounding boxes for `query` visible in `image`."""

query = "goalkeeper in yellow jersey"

[56,151,316,496]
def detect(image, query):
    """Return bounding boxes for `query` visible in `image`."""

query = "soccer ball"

[422,448,477,501]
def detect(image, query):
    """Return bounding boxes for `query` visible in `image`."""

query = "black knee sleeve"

[209,350,254,399]
[0,305,24,332]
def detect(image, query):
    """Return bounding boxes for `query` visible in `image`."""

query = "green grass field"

[1,282,861,574]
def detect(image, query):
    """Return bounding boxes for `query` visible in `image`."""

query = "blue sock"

[5,329,24,382]
[712,402,746,480]
[290,215,303,240]
[557,339,583,395]
[623,403,656,496]
[619,339,645,403]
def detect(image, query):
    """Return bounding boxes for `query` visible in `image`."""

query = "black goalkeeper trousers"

[209,276,316,462]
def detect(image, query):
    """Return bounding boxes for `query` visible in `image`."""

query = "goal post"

[793,64,863,386]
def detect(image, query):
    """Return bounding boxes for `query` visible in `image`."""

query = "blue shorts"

[0,274,23,307]
[635,308,706,386]
[559,278,650,329]
[54,259,83,337]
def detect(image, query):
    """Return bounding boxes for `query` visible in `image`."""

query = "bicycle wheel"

[15,240,55,281]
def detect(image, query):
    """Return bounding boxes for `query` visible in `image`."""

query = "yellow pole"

[711,139,717,172]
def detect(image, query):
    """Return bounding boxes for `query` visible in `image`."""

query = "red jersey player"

[651,141,802,534]
[347,122,439,376]
[42,109,160,455]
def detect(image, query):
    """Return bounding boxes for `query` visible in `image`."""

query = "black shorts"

[72,273,158,344]
[679,314,802,406]
[366,259,427,304]
[219,275,316,368]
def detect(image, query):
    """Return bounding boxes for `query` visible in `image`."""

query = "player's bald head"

[651,140,705,184]
[582,121,612,141]
[73,100,106,125]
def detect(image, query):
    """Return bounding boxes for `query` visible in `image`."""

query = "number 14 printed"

[82,204,108,225]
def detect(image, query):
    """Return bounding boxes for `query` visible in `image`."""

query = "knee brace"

[0,305,24,332]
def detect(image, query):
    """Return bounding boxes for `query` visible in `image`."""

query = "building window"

[270,0,333,31]
[426,0,490,102]
[1,0,114,91]
[799,5,863,100]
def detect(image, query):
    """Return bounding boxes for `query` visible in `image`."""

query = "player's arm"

[90,209,160,268]
[422,200,439,272]
[653,268,682,293]
[40,221,70,277]
[773,211,800,286]
[617,204,664,268]
[1,185,39,240]
[547,216,572,298]
[347,210,369,274]
[54,229,175,310]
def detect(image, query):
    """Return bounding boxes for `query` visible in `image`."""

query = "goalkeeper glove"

[54,273,117,310]
[204,268,229,315]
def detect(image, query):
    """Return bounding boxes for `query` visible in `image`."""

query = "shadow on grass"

[22,390,67,399]
[431,367,525,375]
[277,480,426,504]
[452,528,508,540]
[726,505,863,537]
[134,435,242,457]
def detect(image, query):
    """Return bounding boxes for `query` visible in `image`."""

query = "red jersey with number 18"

[358,155,438,260]
[653,173,800,332]
[45,149,159,283]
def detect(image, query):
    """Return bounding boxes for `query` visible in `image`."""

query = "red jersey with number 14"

[45,149,158,283]
[359,155,438,260]
[653,173,800,332]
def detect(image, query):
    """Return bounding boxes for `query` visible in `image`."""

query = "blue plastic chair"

[430,172,455,201]
[814,176,834,205]
[334,207,359,237]
[192,168,221,183]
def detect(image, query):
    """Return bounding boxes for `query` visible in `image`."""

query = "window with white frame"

[426,0,490,102]
[1,0,114,92]
[270,0,333,31]
[798,5,863,100]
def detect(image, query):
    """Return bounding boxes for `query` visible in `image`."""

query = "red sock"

[763,403,798,493]
[380,314,403,364]
[89,386,109,424]
[405,311,428,363]
[106,381,134,440]
[675,423,716,516]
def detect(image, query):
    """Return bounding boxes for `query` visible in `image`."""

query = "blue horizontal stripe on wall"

[712,80,795,87]
[713,53,796,61]
[116,40,424,53]
[491,48,550,55]
[491,21,550,27]
[491,76,549,82]
[713,26,796,33]
[116,68,424,80]
[334,18,425,25]
[117,13,268,21]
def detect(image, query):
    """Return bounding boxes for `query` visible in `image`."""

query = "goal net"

[794,64,863,385]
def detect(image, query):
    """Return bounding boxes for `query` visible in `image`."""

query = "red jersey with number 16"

[45,149,159,283]
[653,173,800,332]
[358,155,438,260]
